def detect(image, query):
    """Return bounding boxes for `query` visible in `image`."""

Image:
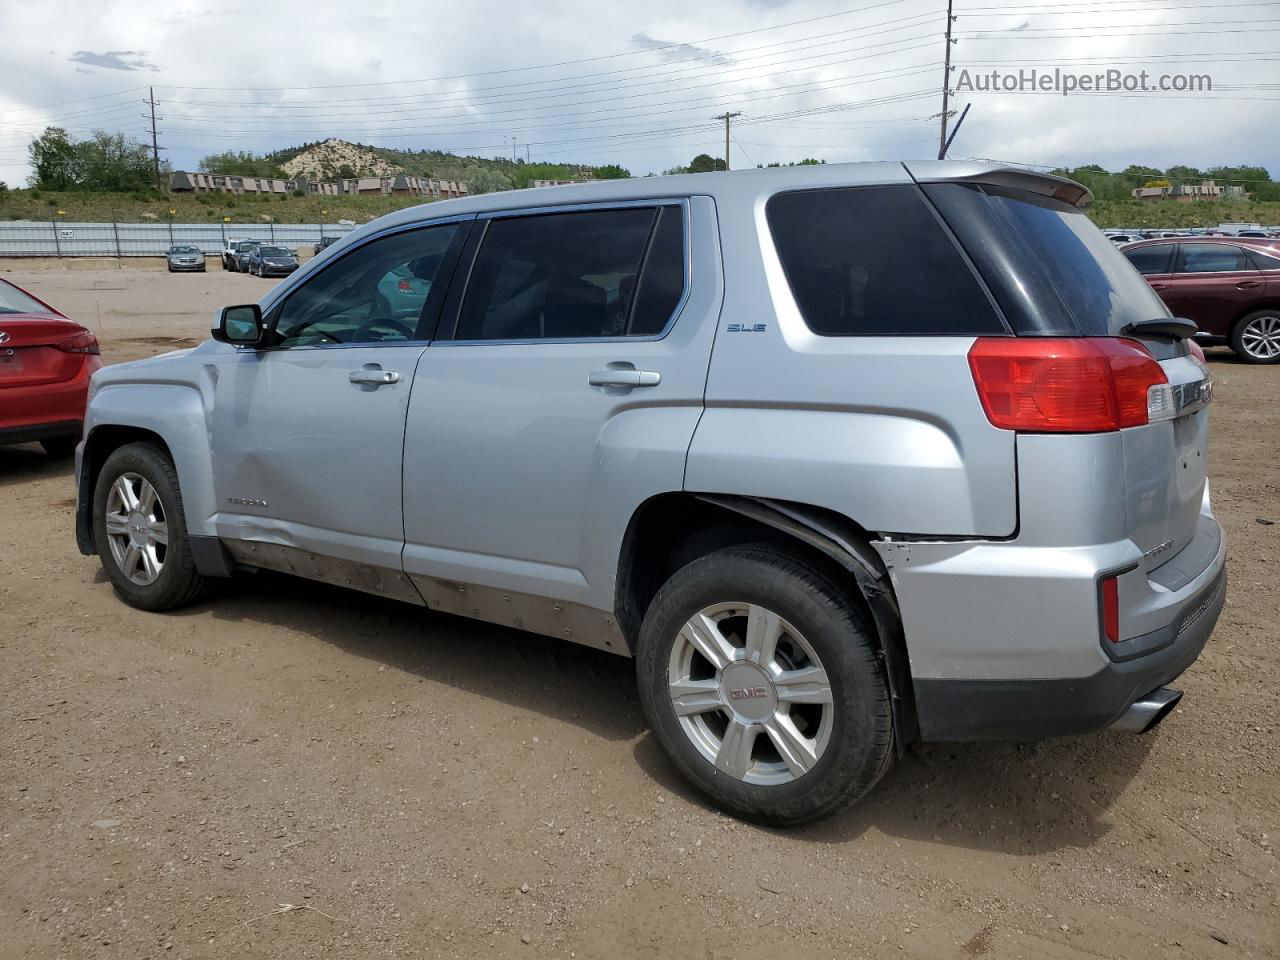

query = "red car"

[0,277,102,456]
[1123,237,1280,363]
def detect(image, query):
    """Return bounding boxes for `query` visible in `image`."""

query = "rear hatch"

[0,315,91,388]
[920,173,1210,564]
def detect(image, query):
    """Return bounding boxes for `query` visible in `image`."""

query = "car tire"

[635,543,894,827]
[1229,309,1280,364]
[93,442,206,611]
[40,437,77,458]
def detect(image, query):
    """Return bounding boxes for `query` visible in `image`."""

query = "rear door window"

[765,185,1004,336]
[1175,243,1252,273]
[453,205,685,341]
[1124,244,1175,276]
[1247,247,1280,270]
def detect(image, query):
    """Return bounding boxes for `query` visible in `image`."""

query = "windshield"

[259,247,289,257]
[924,182,1171,336]
[237,242,257,252]
[170,246,199,254]
[0,279,50,314]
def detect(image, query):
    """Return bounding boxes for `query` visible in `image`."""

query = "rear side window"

[1247,247,1280,270]
[1176,243,1252,273]
[454,205,685,341]
[766,185,1002,335]
[924,183,1171,336]
[1124,244,1175,276]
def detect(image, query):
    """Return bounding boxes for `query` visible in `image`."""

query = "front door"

[209,220,468,589]
[400,199,721,638]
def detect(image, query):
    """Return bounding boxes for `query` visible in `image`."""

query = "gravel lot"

[1,262,1277,960]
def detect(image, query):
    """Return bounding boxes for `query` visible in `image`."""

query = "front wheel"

[1230,310,1280,364]
[635,544,893,826]
[93,442,206,611]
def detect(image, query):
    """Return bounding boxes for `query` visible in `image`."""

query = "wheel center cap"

[127,510,149,547]
[719,661,777,722]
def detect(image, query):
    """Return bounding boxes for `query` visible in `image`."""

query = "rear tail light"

[1186,338,1207,364]
[54,331,100,355]
[1100,575,1120,644]
[968,337,1168,432]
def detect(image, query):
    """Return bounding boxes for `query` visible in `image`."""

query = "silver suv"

[74,163,1226,825]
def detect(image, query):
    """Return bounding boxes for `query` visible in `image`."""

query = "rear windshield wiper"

[1120,317,1198,340]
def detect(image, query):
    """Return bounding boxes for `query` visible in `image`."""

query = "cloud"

[630,31,732,66]
[67,49,158,71]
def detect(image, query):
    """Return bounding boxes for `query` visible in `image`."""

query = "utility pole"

[145,87,162,191]
[712,111,742,170]
[937,0,957,160]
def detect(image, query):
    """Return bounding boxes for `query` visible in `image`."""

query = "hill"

[271,139,400,180]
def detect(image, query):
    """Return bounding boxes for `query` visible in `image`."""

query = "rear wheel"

[93,442,206,611]
[635,544,893,826]
[1230,309,1280,364]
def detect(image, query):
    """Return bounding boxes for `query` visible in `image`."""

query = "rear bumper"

[0,419,83,447]
[912,563,1225,740]
[0,359,96,442]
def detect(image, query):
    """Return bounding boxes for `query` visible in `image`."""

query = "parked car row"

[217,238,300,276]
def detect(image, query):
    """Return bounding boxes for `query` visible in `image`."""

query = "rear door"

[1162,242,1261,337]
[401,198,720,624]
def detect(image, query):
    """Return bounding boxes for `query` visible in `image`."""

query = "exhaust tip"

[1112,687,1182,734]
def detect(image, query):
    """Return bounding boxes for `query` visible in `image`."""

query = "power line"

[163,0,923,92]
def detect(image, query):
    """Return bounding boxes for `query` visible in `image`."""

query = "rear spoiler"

[903,161,1092,208]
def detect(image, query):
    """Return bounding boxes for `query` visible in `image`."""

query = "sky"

[0,0,1277,188]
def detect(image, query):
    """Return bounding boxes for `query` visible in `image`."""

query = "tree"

[593,164,630,179]
[1164,165,1204,181]
[28,127,78,189]
[199,151,285,178]
[76,131,154,191]
[688,153,727,173]
[464,166,514,195]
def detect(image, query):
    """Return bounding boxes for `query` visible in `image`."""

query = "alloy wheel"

[1240,314,1280,360]
[667,602,833,785]
[103,473,168,586]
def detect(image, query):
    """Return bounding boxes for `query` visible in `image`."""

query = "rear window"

[1248,247,1280,270]
[766,185,1003,335]
[0,279,47,315]
[924,183,1171,336]
[1124,244,1175,276]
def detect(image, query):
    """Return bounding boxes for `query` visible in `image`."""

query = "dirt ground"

[1,261,1277,960]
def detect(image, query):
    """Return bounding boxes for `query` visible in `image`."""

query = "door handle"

[589,368,661,388]
[1149,282,1168,290]
[349,369,400,385]
[1236,280,1262,289]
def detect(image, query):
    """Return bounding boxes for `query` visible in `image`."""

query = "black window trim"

[435,197,692,346]
[767,182,1013,338]
[255,214,475,352]
[1172,241,1257,276]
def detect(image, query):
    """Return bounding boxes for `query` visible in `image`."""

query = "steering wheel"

[355,316,416,342]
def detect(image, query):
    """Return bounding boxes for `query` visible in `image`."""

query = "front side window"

[766,185,1003,336]
[1124,244,1175,276]
[1177,243,1252,274]
[453,205,684,341]
[269,223,461,347]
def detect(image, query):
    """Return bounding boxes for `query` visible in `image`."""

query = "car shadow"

[198,570,646,743]
[0,444,74,488]
[182,571,1156,856]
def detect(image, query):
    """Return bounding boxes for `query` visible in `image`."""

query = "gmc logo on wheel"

[729,686,769,701]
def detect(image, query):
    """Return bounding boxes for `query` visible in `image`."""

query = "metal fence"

[0,220,360,257]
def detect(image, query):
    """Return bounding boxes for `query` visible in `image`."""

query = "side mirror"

[212,304,264,345]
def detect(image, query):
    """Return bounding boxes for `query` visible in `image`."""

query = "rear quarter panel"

[686,177,1017,537]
